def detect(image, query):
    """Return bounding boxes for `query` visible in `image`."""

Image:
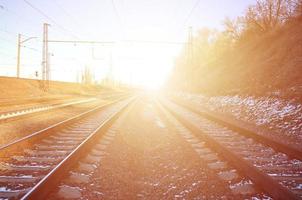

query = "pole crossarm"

[20,37,37,44]
[47,40,115,44]
[16,34,37,78]
[121,40,188,45]
[47,40,187,45]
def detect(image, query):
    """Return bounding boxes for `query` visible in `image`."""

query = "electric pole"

[46,52,52,89]
[186,26,194,90]
[188,26,193,65]
[16,34,37,78]
[109,52,114,86]
[42,23,50,91]
[16,34,21,78]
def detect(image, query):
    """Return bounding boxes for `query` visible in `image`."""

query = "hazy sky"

[0,0,255,87]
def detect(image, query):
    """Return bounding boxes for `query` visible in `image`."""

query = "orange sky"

[0,0,255,88]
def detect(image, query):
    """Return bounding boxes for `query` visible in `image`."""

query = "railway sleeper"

[24,149,69,157]
[0,188,29,199]
[0,175,41,183]
[64,172,91,185]
[76,162,98,174]
[34,144,75,151]
[41,139,80,145]
[83,154,104,164]
[49,135,85,140]
[160,98,301,199]
[0,162,52,172]
[12,155,62,163]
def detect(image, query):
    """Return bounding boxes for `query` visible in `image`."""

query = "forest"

[168,0,302,101]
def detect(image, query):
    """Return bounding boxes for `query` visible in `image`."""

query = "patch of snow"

[174,92,302,147]
[0,187,10,192]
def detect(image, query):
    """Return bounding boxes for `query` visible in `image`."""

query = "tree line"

[169,0,302,94]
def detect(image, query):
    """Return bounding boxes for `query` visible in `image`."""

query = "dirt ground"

[79,98,233,199]
[0,76,126,146]
[0,76,117,100]
[0,100,109,146]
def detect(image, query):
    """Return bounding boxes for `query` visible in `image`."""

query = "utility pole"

[109,52,114,86]
[186,26,194,90]
[42,23,50,91]
[188,26,193,65]
[16,34,37,78]
[46,52,52,89]
[16,34,21,78]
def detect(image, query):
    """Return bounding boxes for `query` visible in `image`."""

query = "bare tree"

[223,17,244,41]
[293,0,302,17]
[244,0,300,33]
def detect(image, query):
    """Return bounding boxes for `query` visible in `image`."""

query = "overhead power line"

[46,39,186,45]
[121,40,187,45]
[51,0,97,39]
[0,3,39,28]
[0,28,19,37]
[52,0,84,30]
[47,40,115,44]
[22,45,41,53]
[0,4,6,10]
[111,0,125,36]
[0,36,15,44]
[180,0,201,29]
[0,50,15,57]
[0,29,32,43]
[111,0,123,25]
[22,0,80,39]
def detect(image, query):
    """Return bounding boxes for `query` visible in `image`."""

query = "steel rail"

[0,96,65,107]
[21,97,136,200]
[0,91,125,107]
[0,96,128,158]
[0,98,96,122]
[169,96,302,161]
[158,98,300,200]
[0,92,129,122]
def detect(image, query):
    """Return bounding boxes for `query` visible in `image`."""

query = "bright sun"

[113,43,176,89]
[50,28,181,89]
[50,43,177,89]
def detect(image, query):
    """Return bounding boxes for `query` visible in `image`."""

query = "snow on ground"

[173,92,302,147]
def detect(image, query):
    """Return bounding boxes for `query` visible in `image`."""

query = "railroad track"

[0,92,124,107]
[0,97,134,199]
[158,97,302,200]
[170,96,302,157]
[29,100,134,200]
[0,98,96,121]
[0,95,74,107]
[0,92,129,122]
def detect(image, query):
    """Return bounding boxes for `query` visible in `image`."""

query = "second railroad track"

[159,97,302,200]
[0,97,134,199]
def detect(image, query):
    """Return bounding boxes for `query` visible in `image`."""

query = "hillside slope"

[0,76,113,100]
[223,19,302,98]
[168,18,302,102]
